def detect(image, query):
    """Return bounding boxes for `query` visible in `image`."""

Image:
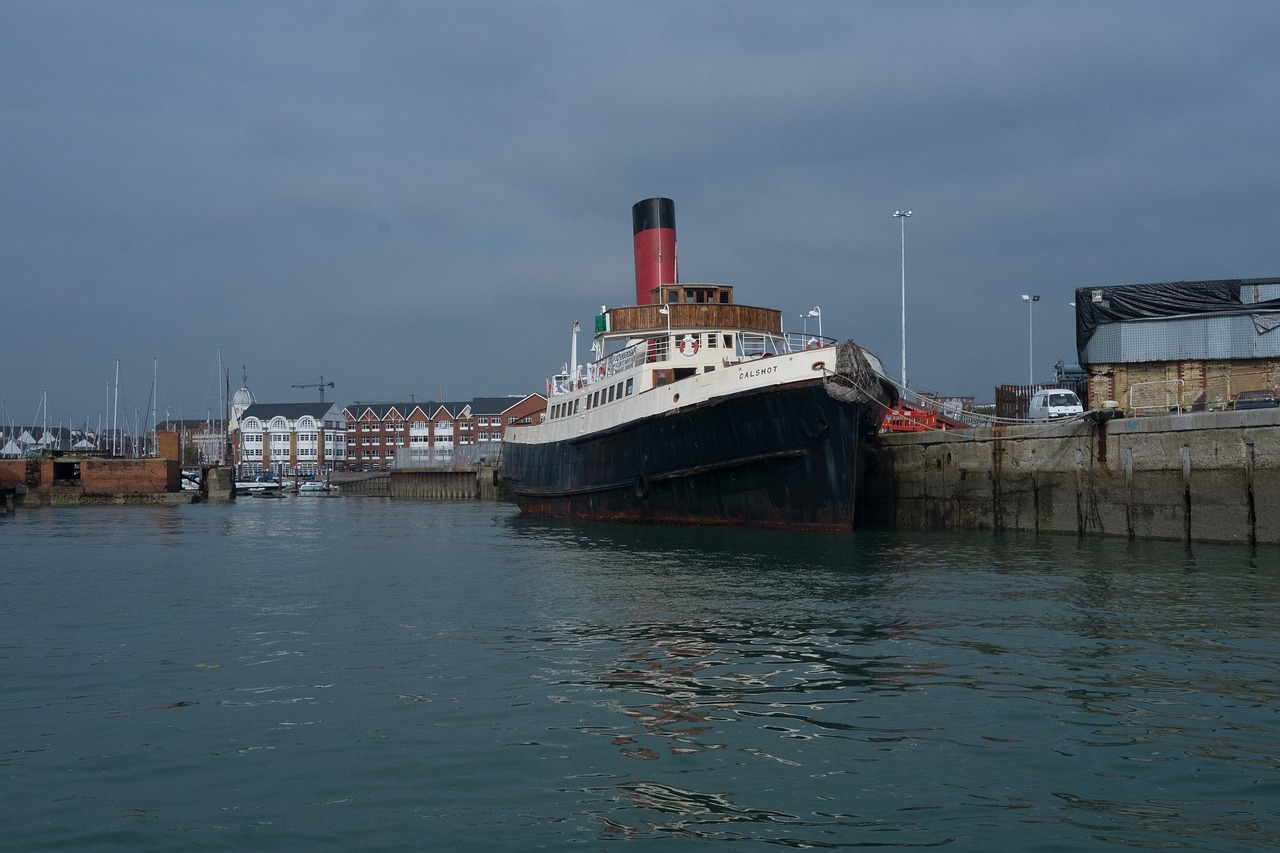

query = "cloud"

[2,0,1279,427]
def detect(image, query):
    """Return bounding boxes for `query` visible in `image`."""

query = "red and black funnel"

[632,197,676,305]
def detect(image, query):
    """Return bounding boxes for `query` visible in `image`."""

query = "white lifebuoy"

[679,335,699,356]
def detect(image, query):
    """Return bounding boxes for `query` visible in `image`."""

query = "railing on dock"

[1128,379,1186,416]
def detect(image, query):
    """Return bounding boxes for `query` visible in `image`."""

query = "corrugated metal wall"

[1082,313,1280,364]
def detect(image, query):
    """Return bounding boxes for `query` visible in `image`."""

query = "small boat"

[296,480,339,495]
[235,474,283,497]
[499,198,896,530]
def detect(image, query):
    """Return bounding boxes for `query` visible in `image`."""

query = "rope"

[821,362,1092,442]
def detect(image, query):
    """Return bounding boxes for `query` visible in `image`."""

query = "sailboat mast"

[224,365,231,469]
[151,357,158,458]
[217,348,225,465]
[113,360,120,456]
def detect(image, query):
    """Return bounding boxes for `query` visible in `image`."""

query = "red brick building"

[342,395,545,470]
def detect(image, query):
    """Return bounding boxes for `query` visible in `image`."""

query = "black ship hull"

[500,380,880,530]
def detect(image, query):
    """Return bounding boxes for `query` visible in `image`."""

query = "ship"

[499,198,897,530]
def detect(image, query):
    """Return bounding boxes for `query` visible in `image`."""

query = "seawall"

[863,408,1280,545]
[336,466,505,500]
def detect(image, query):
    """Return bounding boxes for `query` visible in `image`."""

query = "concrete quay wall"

[863,408,1280,545]
[337,466,504,500]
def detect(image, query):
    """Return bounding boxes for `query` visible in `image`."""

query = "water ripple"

[3,504,1278,850]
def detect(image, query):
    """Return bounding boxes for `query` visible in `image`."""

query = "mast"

[570,321,580,384]
[150,357,158,458]
[216,348,225,465]
[225,364,231,468]
[113,359,120,456]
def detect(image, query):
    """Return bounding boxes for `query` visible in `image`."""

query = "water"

[1,499,1277,851]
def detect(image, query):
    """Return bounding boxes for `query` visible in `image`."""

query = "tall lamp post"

[802,306,822,341]
[893,210,912,388]
[1021,294,1040,386]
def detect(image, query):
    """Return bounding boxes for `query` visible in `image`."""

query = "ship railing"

[782,332,835,353]
[739,331,834,357]
[584,338,671,386]
[571,328,843,390]
[551,338,659,396]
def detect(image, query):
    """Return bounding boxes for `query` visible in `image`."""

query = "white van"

[1028,389,1084,421]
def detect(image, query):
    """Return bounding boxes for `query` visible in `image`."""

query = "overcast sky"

[4,1,1279,430]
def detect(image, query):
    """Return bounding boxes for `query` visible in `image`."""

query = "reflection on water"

[507,516,1280,849]
[515,614,964,846]
[2,503,1277,851]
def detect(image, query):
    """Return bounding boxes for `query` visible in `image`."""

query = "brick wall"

[1088,358,1280,414]
[0,460,34,488]
[82,459,179,494]
[158,431,180,461]
[0,458,179,494]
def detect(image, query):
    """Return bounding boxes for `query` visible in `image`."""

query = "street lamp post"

[803,306,822,341]
[893,210,912,388]
[1021,294,1040,386]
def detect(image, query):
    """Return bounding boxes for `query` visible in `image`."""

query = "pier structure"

[864,407,1280,545]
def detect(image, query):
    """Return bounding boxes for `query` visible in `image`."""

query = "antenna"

[292,376,335,402]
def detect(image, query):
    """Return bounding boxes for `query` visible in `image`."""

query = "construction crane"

[292,376,335,402]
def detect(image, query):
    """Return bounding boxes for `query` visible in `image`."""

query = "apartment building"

[342,395,546,470]
[235,403,348,476]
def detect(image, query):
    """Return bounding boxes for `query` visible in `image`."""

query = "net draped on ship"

[825,340,898,413]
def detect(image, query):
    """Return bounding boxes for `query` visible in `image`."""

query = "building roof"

[241,402,342,422]
[1076,277,1280,365]
[343,401,431,420]
[470,395,536,415]
[341,398,535,420]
